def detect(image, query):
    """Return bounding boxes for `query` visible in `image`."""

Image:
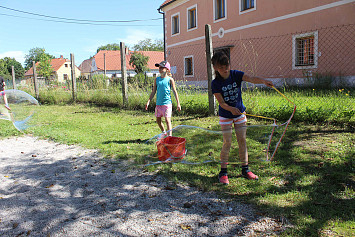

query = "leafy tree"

[133,38,163,51]
[129,52,150,74]
[0,59,9,76]
[0,57,25,79]
[4,57,25,78]
[97,43,120,53]
[37,54,53,81]
[24,47,54,70]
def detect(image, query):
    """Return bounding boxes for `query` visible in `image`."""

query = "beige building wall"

[161,0,355,87]
[56,62,81,83]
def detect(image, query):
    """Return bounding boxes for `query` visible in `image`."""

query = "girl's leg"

[235,122,258,180]
[234,122,248,166]
[219,124,233,184]
[156,117,165,133]
[165,116,172,136]
[220,125,233,168]
[3,95,10,110]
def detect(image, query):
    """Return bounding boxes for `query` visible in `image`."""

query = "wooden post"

[32,61,39,99]
[104,53,106,77]
[70,53,77,102]
[11,66,16,89]
[205,24,216,115]
[120,42,128,106]
[103,53,106,87]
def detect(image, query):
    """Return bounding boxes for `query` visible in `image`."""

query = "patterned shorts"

[0,91,5,96]
[155,104,172,118]
[219,114,247,126]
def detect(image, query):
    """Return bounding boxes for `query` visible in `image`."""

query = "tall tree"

[97,43,120,53]
[0,57,25,79]
[0,59,9,76]
[3,57,25,78]
[129,52,149,74]
[37,54,53,81]
[24,47,54,70]
[133,38,163,51]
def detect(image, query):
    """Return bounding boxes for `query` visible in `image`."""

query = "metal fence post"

[70,53,77,102]
[11,66,16,89]
[120,42,128,106]
[205,24,216,115]
[32,61,39,100]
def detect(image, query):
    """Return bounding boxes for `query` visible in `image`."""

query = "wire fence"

[1,24,354,124]
[168,23,355,89]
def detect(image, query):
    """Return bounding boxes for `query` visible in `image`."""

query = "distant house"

[159,0,355,87]
[78,58,93,79]
[24,55,81,83]
[87,50,164,78]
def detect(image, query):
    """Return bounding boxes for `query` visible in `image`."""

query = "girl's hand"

[177,104,181,111]
[264,80,274,88]
[145,101,150,110]
[231,107,241,115]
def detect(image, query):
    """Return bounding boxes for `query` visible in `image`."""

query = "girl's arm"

[214,93,242,115]
[243,74,274,87]
[145,78,157,110]
[170,77,181,111]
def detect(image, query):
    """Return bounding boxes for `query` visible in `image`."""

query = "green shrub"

[18,84,354,125]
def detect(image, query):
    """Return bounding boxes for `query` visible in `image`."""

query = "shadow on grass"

[153,124,354,236]
[102,139,144,144]
[246,126,354,236]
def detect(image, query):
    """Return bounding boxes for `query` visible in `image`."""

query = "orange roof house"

[89,50,164,77]
[24,55,81,83]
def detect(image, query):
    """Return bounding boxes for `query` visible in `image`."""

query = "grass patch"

[1,104,354,236]
[18,85,354,125]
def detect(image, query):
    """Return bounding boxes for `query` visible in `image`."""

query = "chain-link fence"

[165,23,354,123]
[168,23,354,89]
[1,24,354,124]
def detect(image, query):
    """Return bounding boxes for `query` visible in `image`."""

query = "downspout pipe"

[158,8,166,61]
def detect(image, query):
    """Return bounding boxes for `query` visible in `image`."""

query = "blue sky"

[0,0,164,66]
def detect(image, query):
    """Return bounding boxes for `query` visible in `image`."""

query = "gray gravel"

[0,136,291,236]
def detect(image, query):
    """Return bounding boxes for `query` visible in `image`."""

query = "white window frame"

[171,12,180,36]
[184,55,194,77]
[292,31,318,70]
[187,4,198,31]
[239,0,256,15]
[213,0,227,23]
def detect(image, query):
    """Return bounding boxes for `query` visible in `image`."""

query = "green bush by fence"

[17,79,354,127]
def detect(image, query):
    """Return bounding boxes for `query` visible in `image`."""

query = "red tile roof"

[24,57,71,76]
[93,50,164,71]
[159,0,176,9]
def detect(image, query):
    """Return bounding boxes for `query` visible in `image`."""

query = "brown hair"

[212,51,230,67]
[211,51,230,79]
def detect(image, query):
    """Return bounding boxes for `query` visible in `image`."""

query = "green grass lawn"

[0,104,354,236]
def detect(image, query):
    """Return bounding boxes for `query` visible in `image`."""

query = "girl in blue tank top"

[146,61,181,137]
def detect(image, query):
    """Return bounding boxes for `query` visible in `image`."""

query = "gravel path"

[0,136,290,236]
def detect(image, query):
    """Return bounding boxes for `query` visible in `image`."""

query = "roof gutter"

[158,8,166,60]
